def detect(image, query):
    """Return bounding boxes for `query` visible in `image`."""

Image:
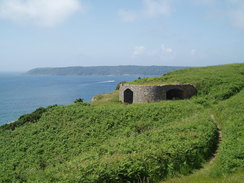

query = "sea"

[0,73,151,126]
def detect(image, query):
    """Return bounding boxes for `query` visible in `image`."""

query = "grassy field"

[0,63,243,182]
[162,89,244,183]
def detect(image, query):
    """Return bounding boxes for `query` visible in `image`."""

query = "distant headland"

[26,65,187,76]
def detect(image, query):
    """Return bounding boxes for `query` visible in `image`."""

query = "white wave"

[97,80,115,84]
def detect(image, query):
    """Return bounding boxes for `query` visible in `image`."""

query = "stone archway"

[166,89,183,100]
[124,89,133,104]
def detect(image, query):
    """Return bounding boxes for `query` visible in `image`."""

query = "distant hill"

[26,66,186,76]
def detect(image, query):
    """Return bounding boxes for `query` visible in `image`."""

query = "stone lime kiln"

[119,84,197,104]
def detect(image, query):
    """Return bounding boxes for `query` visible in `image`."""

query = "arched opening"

[166,89,183,100]
[124,89,133,104]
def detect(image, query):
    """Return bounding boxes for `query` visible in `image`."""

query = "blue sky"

[0,0,243,71]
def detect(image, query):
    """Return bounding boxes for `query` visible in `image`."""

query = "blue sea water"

[0,73,147,126]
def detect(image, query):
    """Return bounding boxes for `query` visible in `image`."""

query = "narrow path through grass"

[161,113,224,183]
[208,114,222,165]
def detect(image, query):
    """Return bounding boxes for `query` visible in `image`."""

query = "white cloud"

[231,9,244,29]
[0,0,84,27]
[227,0,242,4]
[144,0,171,17]
[228,2,244,29]
[133,46,146,57]
[191,49,197,56]
[161,44,172,53]
[191,0,244,30]
[132,44,174,60]
[119,0,171,23]
[191,0,217,5]
[118,0,244,30]
[118,9,138,23]
[158,44,174,59]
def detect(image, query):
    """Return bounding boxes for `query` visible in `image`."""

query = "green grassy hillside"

[0,63,243,183]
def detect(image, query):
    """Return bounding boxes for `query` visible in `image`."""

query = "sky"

[0,0,243,71]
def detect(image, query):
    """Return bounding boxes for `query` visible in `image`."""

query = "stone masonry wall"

[119,84,197,104]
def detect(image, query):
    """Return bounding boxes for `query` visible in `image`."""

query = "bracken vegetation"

[0,63,243,182]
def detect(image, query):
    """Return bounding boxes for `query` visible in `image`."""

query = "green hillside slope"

[0,63,243,183]
[163,89,244,183]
